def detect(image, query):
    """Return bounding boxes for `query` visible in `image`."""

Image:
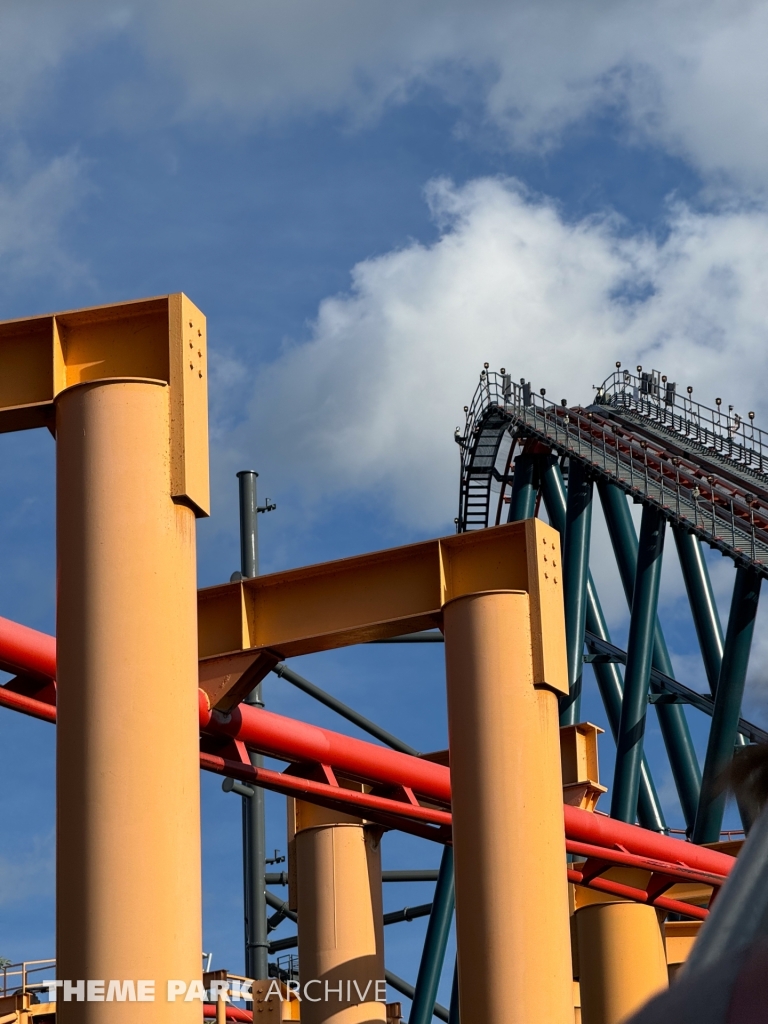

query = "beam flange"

[0,294,209,515]
[198,519,569,701]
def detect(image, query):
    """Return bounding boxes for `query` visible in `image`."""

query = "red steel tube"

[202,1006,252,1022]
[0,685,56,723]
[0,614,57,680]
[199,695,452,806]
[565,838,726,888]
[0,616,738,880]
[566,868,709,920]
[564,804,734,877]
[200,751,452,829]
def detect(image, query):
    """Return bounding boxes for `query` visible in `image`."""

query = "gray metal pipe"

[236,470,269,982]
[385,970,449,1023]
[273,662,419,756]
[265,869,441,885]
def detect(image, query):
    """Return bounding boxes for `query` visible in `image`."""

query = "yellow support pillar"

[444,590,573,1024]
[56,379,202,1022]
[576,902,668,1024]
[294,800,386,1024]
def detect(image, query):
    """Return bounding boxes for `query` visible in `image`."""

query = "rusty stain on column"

[56,379,202,1022]
[444,590,573,1024]
[294,800,386,1024]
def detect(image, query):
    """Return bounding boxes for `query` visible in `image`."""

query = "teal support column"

[507,452,538,521]
[674,526,751,827]
[560,459,593,725]
[539,460,666,832]
[409,847,455,1024]
[673,526,724,695]
[585,576,666,832]
[692,566,762,844]
[611,505,666,823]
[598,481,701,830]
[448,959,459,1024]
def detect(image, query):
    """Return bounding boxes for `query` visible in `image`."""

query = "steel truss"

[456,365,768,842]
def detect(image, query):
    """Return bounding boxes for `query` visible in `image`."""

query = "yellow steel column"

[444,590,573,1024]
[55,379,202,1023]
[576,902,667,1024]
[294,801,386,1024]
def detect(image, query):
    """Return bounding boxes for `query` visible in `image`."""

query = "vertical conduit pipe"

[507,453,538,521]
[409,846,456,1024]
[598,481,701,830]
[237,470,269,982]
[692,566,762,844]
[539,459,666,832]
[611,505,666,824]
[560,459,593,726]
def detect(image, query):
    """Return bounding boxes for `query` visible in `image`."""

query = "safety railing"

[0,958,55,998]
[456,370,768,573]
[595,367,768,479]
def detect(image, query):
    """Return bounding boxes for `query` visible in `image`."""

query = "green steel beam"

[539,459,666,832]
[672,526,724,696]
[409,846,455,1024]
[448,958,460,1024]
[598,481,701,830]
[507,453,538,521]
[560,459,593,725]
[692,566,762,844]
[673,526,751,828]
[611,504,666,824]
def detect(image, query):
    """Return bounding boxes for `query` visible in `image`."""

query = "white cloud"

[0,149,88,288]
[127,0,768,188]
[3,2,768,188]
[233,176,768,533]
[0,2,121,127]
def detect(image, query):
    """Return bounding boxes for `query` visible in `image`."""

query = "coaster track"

[457,367,768,571]
[456,363,768,842]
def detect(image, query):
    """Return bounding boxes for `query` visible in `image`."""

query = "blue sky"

[2,0,768,1012]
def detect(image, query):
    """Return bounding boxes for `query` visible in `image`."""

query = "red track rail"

[0,616,735,913]
[203,1006,252,1022]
